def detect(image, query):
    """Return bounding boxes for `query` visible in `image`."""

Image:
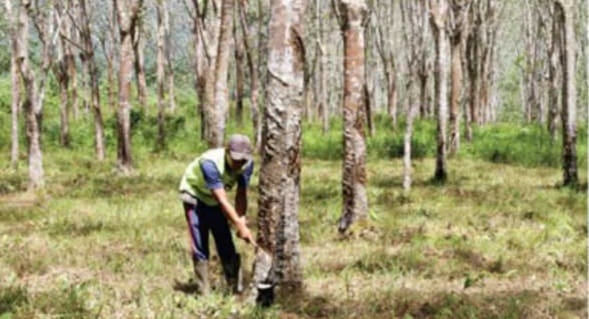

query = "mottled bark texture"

[430,0,449,182]
[189,0,215,140]
[448,0,468,154]
[555,0,578,187]
[115,0,143,173]
[17,0,45,189]
[237,1,262,149]
[400,0,430,121]
[156,0,167,151]
[5,0,21,169]
[132,8,147,110]
[336,0,369,234]
[254,0,306,301]
[207,0,235,148]
[80,0,106,161]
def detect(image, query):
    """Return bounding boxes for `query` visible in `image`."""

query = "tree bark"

[403,105,418,191]
[189,0,220,141]
[373,0,397,129]
[163,1,176,112]
[206,0,235,148]
[6,0,21,170]
[254,0,306,299]
[556,0,578,187]
[98,3,118,114]
[54,1,71,148]
[163,2,176,113]
[133,8,147,110]
[335,0,369,234]
[233,8,245,126]
[547,4,561,140]
[238,1,262,149]
[156,0,167,151]
[448,0,468,154]
[430,0,450,183]
[17,0,44,189]
[400,0,430,122]
[115,0,143,173]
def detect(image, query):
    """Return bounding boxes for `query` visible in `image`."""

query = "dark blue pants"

[183,201,238,263]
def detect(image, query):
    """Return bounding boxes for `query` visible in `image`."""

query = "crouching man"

[179,134,256,295]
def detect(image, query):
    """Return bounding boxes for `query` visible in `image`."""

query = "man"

[179,134,256,295]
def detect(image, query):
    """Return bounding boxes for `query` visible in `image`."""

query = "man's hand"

[236,220,255,244]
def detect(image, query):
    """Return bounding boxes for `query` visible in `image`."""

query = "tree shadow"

[269,286,587,319]
[172,278,199,295]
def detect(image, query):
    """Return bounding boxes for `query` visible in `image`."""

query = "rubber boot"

[193,260,210,295]
[222,254,243,294]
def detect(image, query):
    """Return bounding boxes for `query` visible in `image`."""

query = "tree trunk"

[233,9,245,126]
[163,1,176,112]
[98,3,118,114]
[430,0,449,183]
[115,0,143,173]
[400,0,430,122]
[54,1,71,148]
[363,23,374,137]
[6,0,21,169]
[336,0,369,234]
[237,1,261,150]
[547,4,561,140]
[556,0,578,187]
[403,105,418,191]
[133,10,147,110]
[57,67,70,147]
[448,0,467,154]
[254,0,306,301]
[315,1,329,134]
[190,0,221,142]
[17,0,44,190]
[156,0,167,151]
[466,22,479,141]
[373,0,397,129]
[65,0,78,122]
[205,0,235,147]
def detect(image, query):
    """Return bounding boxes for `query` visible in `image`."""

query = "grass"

[0,109,587,318]
[0,142,586,318]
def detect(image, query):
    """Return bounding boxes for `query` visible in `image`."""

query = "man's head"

[226,134,253,169]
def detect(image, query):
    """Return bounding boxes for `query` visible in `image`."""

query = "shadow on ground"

[273,287,587,319]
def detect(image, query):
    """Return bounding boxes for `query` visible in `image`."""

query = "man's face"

[227,154,247,171]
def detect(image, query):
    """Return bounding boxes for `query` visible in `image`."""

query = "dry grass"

[0,153,586,318]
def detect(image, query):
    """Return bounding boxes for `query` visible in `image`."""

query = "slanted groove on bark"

[255,0,306,301]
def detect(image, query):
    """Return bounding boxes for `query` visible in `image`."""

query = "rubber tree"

[555,0,579,187]
[253,0,306,305]
[80,0,106,161]
[206,0,235,147]
[447,0,469,154]
[5,0,21,169]
[430,0,450,183]
[114,0,143,173]
[334,0,369,234]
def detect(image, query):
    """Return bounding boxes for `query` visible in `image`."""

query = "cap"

[227,134,253,161]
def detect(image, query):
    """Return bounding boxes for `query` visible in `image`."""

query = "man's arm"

[211,188,254,243]
[211,188,244,227]
[200,160,254,243]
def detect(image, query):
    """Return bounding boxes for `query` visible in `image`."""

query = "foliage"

[302,115,587,171]
[464,122,588,169]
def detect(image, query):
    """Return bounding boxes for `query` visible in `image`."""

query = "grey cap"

[227,134,253,161]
